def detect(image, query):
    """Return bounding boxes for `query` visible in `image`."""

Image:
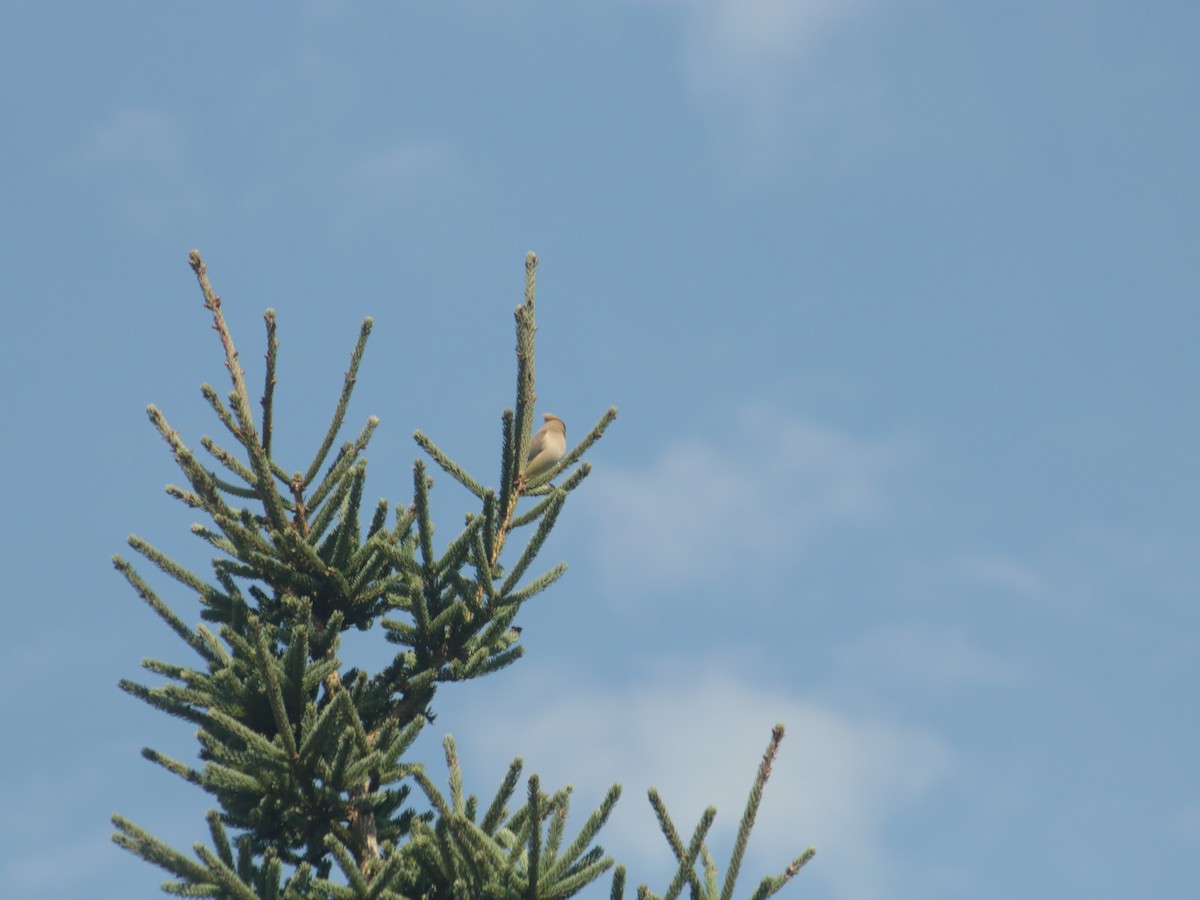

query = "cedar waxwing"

[522,413,567,483]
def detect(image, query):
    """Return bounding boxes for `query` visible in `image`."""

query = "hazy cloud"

[838,624,1025,691]
[581,408,907,590]
[449,663,954,900]
[641,0,880,151]
[348,139,461,198]
[66,107,207,226]
[317,138,465,234]
[954,552,1054,599]
[72,107,190,173]
[678,0,872,93]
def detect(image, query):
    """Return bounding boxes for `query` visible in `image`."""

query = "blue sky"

[1,2,1197,898]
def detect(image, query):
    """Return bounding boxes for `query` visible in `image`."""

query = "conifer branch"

[142,747,204,785]
[513,252,539,478]
[485,252,544,574]
[261,308,278,458]
[253,624,299,759]
[200,382,245,449]
[112,814,213,884]
[480,758,524,833]
[500,564,568,607]
[510,478,579,526]
[435,514,483,578]
[306,415,378,516]
[326,464,367,571]
[209,510,276,560]
[200,435,261,497]
[444,735,465,814]
[470,521,498,607]
[498,489,565,596]
[562,406,619,476]
[193,842,260,899]
[118,678,206,726]
[301,316,373,487]
[611,864,627,900]
[498,409,518,516]
[719,725,783,900]
[127,535,209,595]
[206,809,236,869]
[136,658,210,695]
[412,430,487,498]
[147,404,238,520]
[546,783,622,882]
[189,250,290,535]
[164,484,203,508]
[305,464,355,547]
[746,847,817,900]
[647,789,709,899]
[193,524,239,557]
[201,385,292,490]
[410,768,454,820]
[113,555,214,662]
[325,832,372,893]
[195,624,231,662]
[526,774,544,897]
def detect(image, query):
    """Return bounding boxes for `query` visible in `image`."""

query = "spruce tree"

[113,251,815,898]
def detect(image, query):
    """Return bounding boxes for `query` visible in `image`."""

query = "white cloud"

[581,409,907,590]
[446,663,954,900]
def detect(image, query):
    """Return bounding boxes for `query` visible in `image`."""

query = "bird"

[522,413,567,484]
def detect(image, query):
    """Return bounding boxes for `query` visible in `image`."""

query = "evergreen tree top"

[112,251,811,898]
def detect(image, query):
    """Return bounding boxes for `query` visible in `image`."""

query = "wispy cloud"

[449,663,954,900]
[641,0,881,154]
[352,140,458,189]
[66,107,208,226]
[1174,800,1200,841]
[954,552,1054,599]
[581,408,908,590]
[72,108,190,172]
[677,0,874,96]
[347,139,462,202]
[323,138,464,235]
[838,624,1025,691]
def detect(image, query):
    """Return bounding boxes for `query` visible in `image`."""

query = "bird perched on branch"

[522,413,566,484]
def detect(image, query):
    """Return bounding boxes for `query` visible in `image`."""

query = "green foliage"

[633,726,815,900]
[113,251,812,898]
